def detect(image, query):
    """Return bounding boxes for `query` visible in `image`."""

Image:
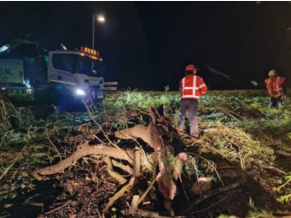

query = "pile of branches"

[1,95,288,218]
[27,105,254,218]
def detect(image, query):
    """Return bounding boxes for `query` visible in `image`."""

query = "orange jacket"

[264,77,285,98]
[179,74,208,100]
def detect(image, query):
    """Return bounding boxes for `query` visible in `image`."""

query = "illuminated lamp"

[27,88,32,94]
[75,89,86,96]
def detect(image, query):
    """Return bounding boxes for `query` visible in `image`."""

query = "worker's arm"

[199,82,208,95]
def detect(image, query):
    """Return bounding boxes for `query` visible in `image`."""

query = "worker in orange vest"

[264,69,287,109]
[178,64,208,138]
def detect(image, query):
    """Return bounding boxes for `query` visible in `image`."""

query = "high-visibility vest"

[179,74,208,100]
[264,77,285,98]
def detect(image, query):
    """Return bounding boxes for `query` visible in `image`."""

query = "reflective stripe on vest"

[265,77,284,98]
[181,75,201,99]
[199,84,206,94]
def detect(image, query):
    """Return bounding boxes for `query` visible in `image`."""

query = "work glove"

[281,95,287,100]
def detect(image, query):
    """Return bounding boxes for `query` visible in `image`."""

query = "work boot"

[190,133,200,139]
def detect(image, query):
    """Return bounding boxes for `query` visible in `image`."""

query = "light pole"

[92,14,105,71]
[92,14,105,50]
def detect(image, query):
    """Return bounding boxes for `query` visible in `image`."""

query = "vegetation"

[1,90,291,218]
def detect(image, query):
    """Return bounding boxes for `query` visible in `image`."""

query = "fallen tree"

[2,90,291,218]
[31,106,194,217]
[29,104,286,217]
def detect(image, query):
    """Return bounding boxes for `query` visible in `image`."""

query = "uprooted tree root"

[26,104,289,218]
[31,106,189,217]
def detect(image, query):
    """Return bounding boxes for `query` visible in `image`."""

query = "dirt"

[9,160,280,218]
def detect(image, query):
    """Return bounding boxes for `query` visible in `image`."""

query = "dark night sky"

[1,1,291,91]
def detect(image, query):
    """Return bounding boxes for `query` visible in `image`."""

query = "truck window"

[52,53,101,76]
[52,54,74,72]
[75,55,92,75]
[73,55,100,76]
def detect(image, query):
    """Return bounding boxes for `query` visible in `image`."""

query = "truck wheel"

[47,88,61,106]
[47,85,71,111]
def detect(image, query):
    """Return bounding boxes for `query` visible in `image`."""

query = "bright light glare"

[0,45,9,53]
[25,80,31,87]
[60,43,67,51]
[97,16,105,23]
[76,89,86,96]
[90,56,98,60]
[27,88,32,94]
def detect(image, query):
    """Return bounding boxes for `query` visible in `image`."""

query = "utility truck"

[0,40,115,110]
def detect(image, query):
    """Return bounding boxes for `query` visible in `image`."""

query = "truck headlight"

[75,89,86,96]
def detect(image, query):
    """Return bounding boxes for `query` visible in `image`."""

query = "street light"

[92,14,105,50]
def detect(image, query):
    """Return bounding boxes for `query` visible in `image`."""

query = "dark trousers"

[269,96,282,109]
[178,99,199,137]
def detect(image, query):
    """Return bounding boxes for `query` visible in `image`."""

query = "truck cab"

[46,47,105,109]
[0,42,106,110]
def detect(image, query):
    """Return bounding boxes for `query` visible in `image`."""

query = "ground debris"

[1,91,291,218]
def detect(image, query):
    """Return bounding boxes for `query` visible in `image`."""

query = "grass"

[1,89,291,217]
[104,89,291,207]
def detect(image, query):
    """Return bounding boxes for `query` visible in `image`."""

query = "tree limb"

[31,142,134,178]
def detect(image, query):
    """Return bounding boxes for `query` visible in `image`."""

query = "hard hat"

[185,64,196,72]
[268,69,277,77]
